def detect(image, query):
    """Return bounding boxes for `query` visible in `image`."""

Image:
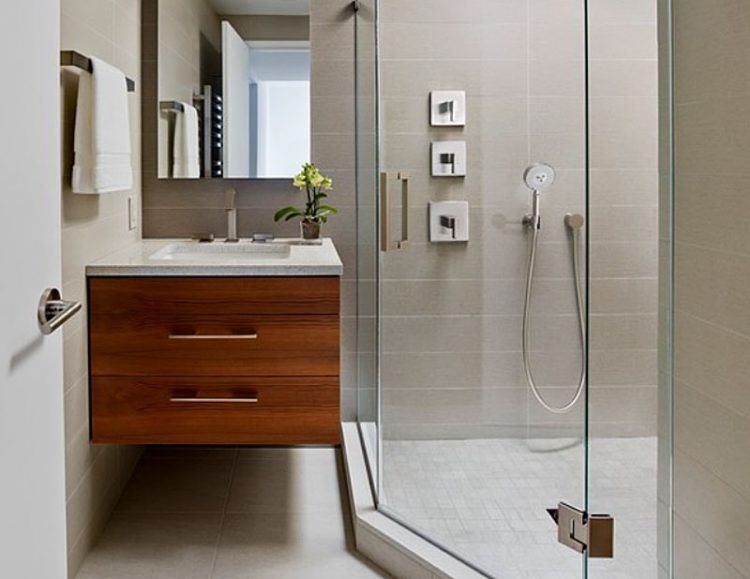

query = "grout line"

[207,448,239,578]
[675,309,750,342]
[674,238,750,261]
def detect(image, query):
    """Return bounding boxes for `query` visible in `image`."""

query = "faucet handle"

[225,188,237,210]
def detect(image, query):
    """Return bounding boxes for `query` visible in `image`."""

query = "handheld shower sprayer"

[520,163,587,414]
[521,163,555,231]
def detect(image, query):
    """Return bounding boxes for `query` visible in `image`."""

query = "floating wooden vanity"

[86,240,342,445]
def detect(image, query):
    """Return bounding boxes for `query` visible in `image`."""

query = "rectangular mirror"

[157,0,310,180]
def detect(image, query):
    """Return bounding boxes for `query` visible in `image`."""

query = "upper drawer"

[88,276,340,316]
[91,313,339,377]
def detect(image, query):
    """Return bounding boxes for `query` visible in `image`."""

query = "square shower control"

[431,91,466,126]
[431,141,467,177]
[429,201,469,242]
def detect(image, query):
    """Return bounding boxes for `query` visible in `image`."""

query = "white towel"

[172,103,200,178]
[72,57,133,194]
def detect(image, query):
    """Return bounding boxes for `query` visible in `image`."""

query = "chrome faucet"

[225,188,238,243]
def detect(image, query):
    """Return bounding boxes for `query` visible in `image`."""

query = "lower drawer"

[90,314,339,377]
[91,376,340,445]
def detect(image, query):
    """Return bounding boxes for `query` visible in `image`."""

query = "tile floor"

[382,437,658,579]
[76,447,389,579]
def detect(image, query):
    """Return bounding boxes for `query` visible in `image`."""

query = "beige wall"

[142,0,359,418]
[223,15,310,41]
[377,0,659,440]
[60,0,143,576]
[672,0,750,576]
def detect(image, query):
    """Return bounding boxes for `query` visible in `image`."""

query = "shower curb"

[341,422,488,579]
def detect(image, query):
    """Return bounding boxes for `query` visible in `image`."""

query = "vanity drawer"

[90,313,339,377]
[89,276,340,316]
[91,376,340,444]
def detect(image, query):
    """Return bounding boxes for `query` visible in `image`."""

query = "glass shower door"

[355,0,670,577]
[374,1,589,576]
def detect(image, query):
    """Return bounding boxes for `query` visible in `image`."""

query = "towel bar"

[60,50,135,92]
[160,101,186,113]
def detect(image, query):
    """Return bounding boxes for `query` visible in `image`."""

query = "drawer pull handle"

[168,332,258,340]
[170,396,259,404]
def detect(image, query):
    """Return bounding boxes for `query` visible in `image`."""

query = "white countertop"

[86,238,343,277]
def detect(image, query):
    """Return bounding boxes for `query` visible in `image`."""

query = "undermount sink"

[149,241,291,262]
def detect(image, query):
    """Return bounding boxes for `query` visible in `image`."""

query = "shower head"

[523,163,556,192]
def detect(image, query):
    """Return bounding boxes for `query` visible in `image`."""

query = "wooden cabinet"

[88,277,340,445]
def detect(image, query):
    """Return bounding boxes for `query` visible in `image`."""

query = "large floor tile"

[116,458,234,514]
[76,512,221,579]
[76,448,389,578]
[226,448,344,514]
[211,513,388,579]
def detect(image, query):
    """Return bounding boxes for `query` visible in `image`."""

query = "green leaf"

[274,206,302,222]
[317,205,338,214]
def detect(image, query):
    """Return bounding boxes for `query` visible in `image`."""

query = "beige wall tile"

[676,381,750,499]
[672,3,750,562]
[676,243,750,338]
[674,450,750,573]
[61,0,144,574]
[674,514,744,579]
[590,23,658,59]
[675,312,750,420]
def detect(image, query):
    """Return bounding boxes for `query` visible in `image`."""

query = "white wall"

[255,81,310,177]
[223,20,252,177]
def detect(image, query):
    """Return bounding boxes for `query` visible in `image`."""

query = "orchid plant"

[274,163,337,228]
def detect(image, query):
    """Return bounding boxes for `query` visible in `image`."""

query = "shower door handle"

[380,172,409,252]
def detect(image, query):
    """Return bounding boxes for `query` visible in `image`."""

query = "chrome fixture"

[168,332,258,340]
[431,141,467,177]
[429,200,470,243]
[225,188,238,243]
[547,503,614,558]
[380,172,410,251]
[60,50,135,92]
[169,396,259,404]
[521,163,555,231]
[439,100,456,122]
[521,163,586,414]
[193,85,224,178]
[38,288,81,335]
[439,153,456,175]
[159,100,185,113]
[430,91,466,126]
[440,215,457,239]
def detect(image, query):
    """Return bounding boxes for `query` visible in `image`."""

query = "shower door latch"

[547,502,614,558]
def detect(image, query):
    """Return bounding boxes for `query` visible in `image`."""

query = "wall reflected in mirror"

[157,0,310,180]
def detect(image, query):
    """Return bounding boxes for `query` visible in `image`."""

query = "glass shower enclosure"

[355,1,672,577]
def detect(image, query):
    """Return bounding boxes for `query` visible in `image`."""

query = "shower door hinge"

[352,0,360,12]
[547,502,614,558]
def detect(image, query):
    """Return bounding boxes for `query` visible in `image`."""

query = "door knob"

[38,288,81,335]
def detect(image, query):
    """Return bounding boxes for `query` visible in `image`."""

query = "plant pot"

[300,220,321,240]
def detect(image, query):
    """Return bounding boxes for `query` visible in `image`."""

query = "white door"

[222,21,252,178]
[0,1,68,577]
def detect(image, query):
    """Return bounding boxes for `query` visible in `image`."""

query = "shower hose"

[522,214,586,414]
